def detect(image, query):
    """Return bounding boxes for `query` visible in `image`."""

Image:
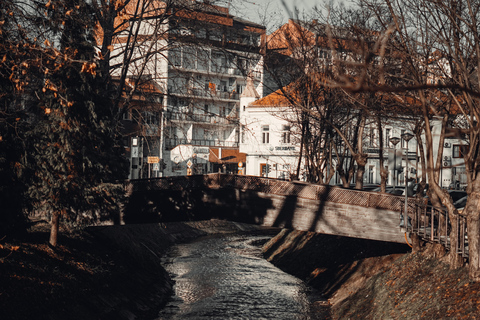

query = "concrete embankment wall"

[261,228,410,316]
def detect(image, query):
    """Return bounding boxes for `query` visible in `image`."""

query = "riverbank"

[263,229,480,319]
[0,220,277,320]
[2,220,480,319]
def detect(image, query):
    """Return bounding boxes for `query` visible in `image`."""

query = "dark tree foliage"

[0,1,33,236]
[26,0,128,245]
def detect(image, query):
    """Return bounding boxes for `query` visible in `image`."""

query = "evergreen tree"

[27,0,128,246]
[0,0,33,236]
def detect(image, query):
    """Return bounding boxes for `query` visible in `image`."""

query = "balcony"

[166,111,238,125]
[165,138,239,149]
[168,87,240,101]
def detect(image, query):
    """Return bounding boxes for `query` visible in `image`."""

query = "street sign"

[153,163,160,171]
[147,156,160,164]
[187,160,193,168]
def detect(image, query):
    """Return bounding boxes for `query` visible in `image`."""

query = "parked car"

[454,196,468,213]
[447,190,467,203]
[371,186,405,195]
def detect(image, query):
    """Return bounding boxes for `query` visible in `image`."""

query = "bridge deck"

[126,174,415,244]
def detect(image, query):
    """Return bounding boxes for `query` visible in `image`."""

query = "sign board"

[131,146,139,158]
[153,163,160,171]
[187,160,193,168]
[238,162,243,167]
[147,156,160,164]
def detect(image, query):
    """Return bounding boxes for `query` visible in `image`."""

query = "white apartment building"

[111,1,266,178]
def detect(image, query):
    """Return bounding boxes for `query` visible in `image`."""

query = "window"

[369,126,375,147]
[385,128,391,146]
[453,145,469,158]
[262,125,269,144]
[220,80,227,92]
[196,28,206,39]
[143,111,158,125]
[122,109,131,120]
[282,125,291,144]
[182,47,196,69]
[197,48,209,71]
[171,48,182,67]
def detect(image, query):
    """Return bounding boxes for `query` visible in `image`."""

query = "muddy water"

[157,234,328,320]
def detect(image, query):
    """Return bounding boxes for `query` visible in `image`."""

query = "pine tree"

[27,0,128,246]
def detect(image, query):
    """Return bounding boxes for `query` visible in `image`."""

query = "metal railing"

[128,173,405,211]
[165,111,238,125]
[402,199,469,257]
[168,87,240,101]
[164,139,239,149]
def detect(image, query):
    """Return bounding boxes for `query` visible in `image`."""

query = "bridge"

[124,173,468,256]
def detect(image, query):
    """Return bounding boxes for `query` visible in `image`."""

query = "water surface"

[157,233,328,319]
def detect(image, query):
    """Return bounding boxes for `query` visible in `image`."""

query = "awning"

[209,148,246,164]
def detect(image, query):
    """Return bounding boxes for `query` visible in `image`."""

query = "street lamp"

[400,132,414,229]
[389,136,401,191]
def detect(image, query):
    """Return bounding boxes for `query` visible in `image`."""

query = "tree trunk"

[355,153,368,190]
[468,214,480,280]
[375,116,387,192]
[411,233,422,252]
[466,192,480,280]
[448,209,463,269]
[49,212,60,247]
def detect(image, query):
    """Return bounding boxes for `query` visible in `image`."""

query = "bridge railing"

[127,173,407,211]
[402,199,469,258]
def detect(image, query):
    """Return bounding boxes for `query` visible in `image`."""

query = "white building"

[110,1,266,178]
[239,80,301,180]
[240,78,466,189]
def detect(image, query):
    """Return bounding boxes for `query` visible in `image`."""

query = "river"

[156,233,329,319]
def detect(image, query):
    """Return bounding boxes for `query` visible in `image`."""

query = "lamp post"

[389,136,401,191]
[401,132,414,229]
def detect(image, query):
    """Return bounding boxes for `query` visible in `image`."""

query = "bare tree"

[316,0,480,278]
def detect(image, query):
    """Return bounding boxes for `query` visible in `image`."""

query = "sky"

[226,0,329,33]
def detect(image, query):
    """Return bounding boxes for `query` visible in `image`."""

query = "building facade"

[112,1,266,178]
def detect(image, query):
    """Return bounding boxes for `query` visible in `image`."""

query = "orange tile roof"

[268,19,383,58]
[251,73,327,107]
[267,20,316,56]
[125,78,162,95]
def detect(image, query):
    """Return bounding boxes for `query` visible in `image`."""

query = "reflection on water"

[157,234,327,320]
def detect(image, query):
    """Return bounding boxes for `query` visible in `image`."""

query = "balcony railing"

[166,111,238,125]
[168,87,240,101]
[165,138,239,149]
